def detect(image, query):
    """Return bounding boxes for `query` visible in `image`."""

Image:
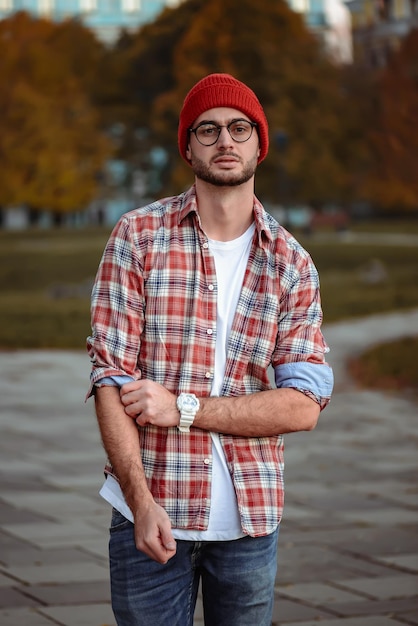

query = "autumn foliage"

[0,2,417,218]
[0,12,111,220]
[363,30,418,211]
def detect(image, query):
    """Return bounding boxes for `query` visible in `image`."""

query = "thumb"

[160,527,176,551]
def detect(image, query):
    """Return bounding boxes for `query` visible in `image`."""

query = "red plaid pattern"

[87,185,329,536]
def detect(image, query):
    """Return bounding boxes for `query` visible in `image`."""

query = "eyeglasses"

[189,119,257,146]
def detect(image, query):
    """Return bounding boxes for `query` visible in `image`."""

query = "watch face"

[182,395,199,410]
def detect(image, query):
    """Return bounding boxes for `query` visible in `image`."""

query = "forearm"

[120,380,321,436]
[194,388,320,437]
[94,385,153,512]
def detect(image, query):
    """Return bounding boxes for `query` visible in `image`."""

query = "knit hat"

[178,73,269,164]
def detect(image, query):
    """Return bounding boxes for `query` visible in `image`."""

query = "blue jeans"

[109,509,279,626]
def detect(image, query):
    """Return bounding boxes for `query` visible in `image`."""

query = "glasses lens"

[228,120,253,142]
[192,120,255,145]
[195,124,220,146]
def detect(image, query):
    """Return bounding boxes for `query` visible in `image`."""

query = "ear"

[186,144,192,161]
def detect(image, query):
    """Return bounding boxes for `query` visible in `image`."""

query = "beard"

[190,152,258,187]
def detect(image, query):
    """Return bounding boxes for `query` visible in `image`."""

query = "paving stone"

[0,500,55,525]
[279,581,369,605]
[282,617,406,626]
[0,607,59,626]
[328,596,418,618]
[338,574,418,600]
[39,602,116,626]
[0,545,102,568]
[24,581,111,606]
[43,475,102,491]
[0,474,50,492]
[1,520,104,549]
[0,586,40,608]
[378,553,418,572]
[273,596,337,623]
[0,572,16,587]
[336,507,418,526]
[277,543,397,579]
[292,526,418,556]
[74,537,109,560]
[0,492,105,518]
[5,562,108,585]
[280,504,324,521]
[27,449,104,464]
[291,491,387,513]
[346,480,418,508]
[0,458,51,475]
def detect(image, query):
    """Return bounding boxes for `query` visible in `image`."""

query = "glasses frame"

[188,119,258,147]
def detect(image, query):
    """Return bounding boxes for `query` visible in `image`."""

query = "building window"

[38,0,54,15]
[289,0,310,13]
[393,0,405,16]
[0,0,13,10]
[122,0,140,12]
[80,0,97,12]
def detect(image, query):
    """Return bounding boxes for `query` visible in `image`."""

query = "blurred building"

[0,0,182,45]
[0,0,352,60]
[345,0,418,66]
[288,0,353,62]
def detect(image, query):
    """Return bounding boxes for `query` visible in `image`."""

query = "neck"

[194,178,255,242]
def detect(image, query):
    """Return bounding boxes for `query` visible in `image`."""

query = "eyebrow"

[195,117,251,126]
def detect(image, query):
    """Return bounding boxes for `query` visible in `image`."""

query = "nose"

[217,126,234,148]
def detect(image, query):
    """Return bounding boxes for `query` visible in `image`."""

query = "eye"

[197,124,218,137]
[230,121,250,136]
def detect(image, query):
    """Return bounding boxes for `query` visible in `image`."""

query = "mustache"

[211,152,242,162]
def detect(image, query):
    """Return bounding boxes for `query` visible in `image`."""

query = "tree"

[0,12,111,222]
[113,0,365,206]
[97,0,207,188]
[362,29,418,213]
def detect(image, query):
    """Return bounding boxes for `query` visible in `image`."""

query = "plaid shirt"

[87,184,331,536]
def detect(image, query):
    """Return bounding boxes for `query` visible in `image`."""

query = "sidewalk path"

[0,309,417,626]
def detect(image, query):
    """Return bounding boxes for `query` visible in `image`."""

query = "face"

[186,107,260,187]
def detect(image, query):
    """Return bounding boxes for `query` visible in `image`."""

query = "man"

[87,73,334,626]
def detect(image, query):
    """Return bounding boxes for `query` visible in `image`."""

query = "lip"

[212,155,240,165]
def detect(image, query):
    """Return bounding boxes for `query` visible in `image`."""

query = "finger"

[136,535,175,565]
[159,523,176,552]
[123,400,140,416]
[120,380,143,395]
[120,390,137,406]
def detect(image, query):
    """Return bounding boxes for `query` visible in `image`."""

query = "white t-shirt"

[100,222,255,541]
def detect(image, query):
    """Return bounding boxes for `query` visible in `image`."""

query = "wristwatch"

[176,393,200,433]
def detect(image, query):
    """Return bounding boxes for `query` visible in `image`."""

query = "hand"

[133,499,177,564]
[120,380,179,428]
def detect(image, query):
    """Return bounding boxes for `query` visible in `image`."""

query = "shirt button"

[203,458,211,465]
[208,284,214,291]
[206,329,213,335]
[203,242,209,249]
[205,371,212,379]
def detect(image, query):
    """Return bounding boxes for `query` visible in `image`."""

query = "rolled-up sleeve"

[94,374,135,388]
[274,361,334,410]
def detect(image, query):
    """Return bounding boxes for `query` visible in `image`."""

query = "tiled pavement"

[0,308,417,626]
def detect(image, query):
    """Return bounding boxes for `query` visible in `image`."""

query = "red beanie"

[178,73,269,165]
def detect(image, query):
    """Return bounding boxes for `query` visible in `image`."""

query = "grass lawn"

[348,336,418,397]
[0,223,417,394]
[0,228,107,350]
[302,239,418,324]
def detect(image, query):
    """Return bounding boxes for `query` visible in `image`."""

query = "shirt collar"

[178,184,273,248]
